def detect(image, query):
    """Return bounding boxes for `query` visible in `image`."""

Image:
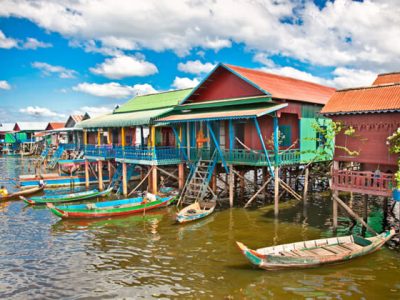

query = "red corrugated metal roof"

[373,72,400,85]
[224,64,335,105]
[321,83,400,114]
[47,122,65,130]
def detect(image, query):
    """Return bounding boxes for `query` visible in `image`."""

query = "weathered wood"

[332,194,378,236]
[280,180,302,201]
[98,160,103,191]
[229,165,234,208]
[122,162,127,196]
[303,167,309,201]
[128,166,153,196]
[84,159,89,188]
[178,163,185,189]
[244,178,272,208]
[333,190,338,229]
[274,167,279,216]
[152,166,158,194]
[156,166,179,181]
[231,168,259,188]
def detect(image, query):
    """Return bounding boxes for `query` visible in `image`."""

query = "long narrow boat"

[18,174,111,188]
[0,185,44,202]
[21,187,113,205]
[47,194,177,219]
[236,229,396,271]
[176,201,216,223]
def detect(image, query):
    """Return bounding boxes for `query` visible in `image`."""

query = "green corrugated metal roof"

[114,88,193,113]
[175,96,272,111]
[76,107,173,129]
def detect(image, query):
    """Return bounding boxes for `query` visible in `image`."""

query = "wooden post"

[229,165,234,208]
[121,127,126,147]
[122,162,127,196]
[362,194,368,236]
[274,167,279,216]
[108,160,113,182]
[254,168,258,194]
[152,166,158,194]
[303,166,309,201]
[262,167,267,201]
[333,189,338,230]
[107,128,111,145]
[98,160,103,191]
[178,163,185,190]
[211,168,217,193]
[240,170,245,199]
[85,159,89,188]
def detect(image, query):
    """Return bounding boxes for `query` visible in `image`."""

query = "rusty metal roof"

[373,72,400,85]
[224,64,335,105]
[321,83,400,115]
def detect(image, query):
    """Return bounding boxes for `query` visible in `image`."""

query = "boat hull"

[48,195,177,219]
[237,230,396,271]
[176,202,216,223]
[22,187,113,205]
[19,176,110,188]
[0,186,44,202]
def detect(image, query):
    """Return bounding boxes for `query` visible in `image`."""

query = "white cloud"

[1,0,400,76]
[90,55,158,79]
[0,80,11,90]
[329,67,376,89]
[0,30,18,49]
[22,37,52,49]
[32,62,77,78]
[171,76,199,89]
[73,82,157,98]
[73,106,113,118]
[178,60,215,75]
[19,106,65,118]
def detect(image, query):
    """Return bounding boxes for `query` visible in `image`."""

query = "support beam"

[273,114,279,167]
[98,160,103,191]
[253,117,274,177]
[108,161,113,182]
[333,190,338,230]
[97,130,101,146]
[121,127,126,147]
[229,165,234,208]
[85,159,89,188]
[178,163,185,190]
[122,162,128,196]
[274,167,279,216]
[244,178,272,208]
[152,166,158,194]
[107,129,111,145]
[362,194,369,236]
[303,166,309,201]
[333,194,377,236]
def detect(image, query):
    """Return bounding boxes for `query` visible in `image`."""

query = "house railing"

[332,169,395,197]
[85,144,115,159]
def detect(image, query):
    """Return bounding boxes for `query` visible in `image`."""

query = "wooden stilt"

[85,159,90,188]
[122,162,128,196]
[262,167,267,201]
[98,160,103,191]
[229,165,234,208]
[254,168,258,194]
[108,161,113,182]
[244,178,272,208]
[152,166,158,194]
[362,194,368,237]
[274,167,279,216]
[178,163,185,190]
[239,170,245,199]
[333,189,338,230]
[303,166,309,202]
[211,168,217,193]
[333,194,377,236]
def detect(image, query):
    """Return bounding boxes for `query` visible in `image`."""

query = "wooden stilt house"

[321,72,400,229]
[75,88,193,194]
[156,63,335,210]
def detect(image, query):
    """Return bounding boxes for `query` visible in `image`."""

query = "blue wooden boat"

[47,193,177,219]
[21,187,113,205]
[18,174,110,188]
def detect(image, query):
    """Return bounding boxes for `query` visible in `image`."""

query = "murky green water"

[1,157,400,299]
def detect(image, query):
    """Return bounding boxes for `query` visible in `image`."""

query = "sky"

[0,0,400,123]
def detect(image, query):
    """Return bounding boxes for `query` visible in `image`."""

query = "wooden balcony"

[331,169,395,197]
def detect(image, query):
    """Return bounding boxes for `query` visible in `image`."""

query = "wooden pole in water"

[152,166,158,194]
[333,189,338,230]
[85,159,90,188]
[122,162,127,196]
[239,170,245,199]
[274,167,279,217]
[254,168,258,194]
[98,160,103,191]
[229,164,234,208]
[303,166,309,202]
[362,194,369,236]
[178,163,185,190]
[108,160,113,183]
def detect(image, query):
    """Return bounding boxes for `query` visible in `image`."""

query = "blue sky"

[0,0,399,122]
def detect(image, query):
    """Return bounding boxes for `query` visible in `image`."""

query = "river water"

[1,157,400,299]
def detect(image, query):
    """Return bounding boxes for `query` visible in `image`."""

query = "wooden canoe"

[21,187,113,205]
[47,194,177,219]
[236,229,396,270]
[176,201,216,223]
[0,185,45,201]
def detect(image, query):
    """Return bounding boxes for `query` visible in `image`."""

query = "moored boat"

[0,185,45,201]
[236,229,396,271]
[18,173,110,188]
[21,187,113,205]
[176,201,216,223]
[47,193,177,219]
